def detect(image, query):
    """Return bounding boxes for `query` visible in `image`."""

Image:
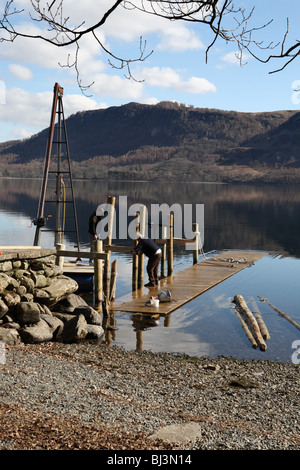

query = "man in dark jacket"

[88,208,104,265]
[134,233,162,287]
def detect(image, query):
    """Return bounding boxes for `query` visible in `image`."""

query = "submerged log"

[233,295,267,352]
[250,297,270,340]
[258,296,300,332]
[233,307,258,349]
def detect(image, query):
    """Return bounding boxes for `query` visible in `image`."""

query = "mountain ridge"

[0,101,299,183]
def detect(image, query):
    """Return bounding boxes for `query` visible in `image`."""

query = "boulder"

[86,324,104,340]
[31,273,49,288]
[0,327,21,345]
[14,302,41,325]
[20,276,35,294]
[0,298,9,319]
[73,305,102,325]
[41,313,64,339]
[0,273,10,292]
[62,314,87,343]
[19,319,53,344]
[52,312,75,323]
[0,261,12,272]
[1,290,21,308]
[16,285,27,297]
[54,293,88,313]
[38,276,79,307]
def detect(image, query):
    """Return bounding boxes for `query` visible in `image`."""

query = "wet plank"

[111,250,268,315]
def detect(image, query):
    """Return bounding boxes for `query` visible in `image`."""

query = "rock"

[30,260,47,271]
[34,289,50,302]
[16,285,27,297]
[52,312,75,323]
[41,313,64,339]
[203,364,220,373]
[0,327,21,345]
[21,293,34,302]
[1,321,20,330]
[14,302,41,325]
[13,269,29,280]
[38,276,79,307]
[19,319,53,344]
[1,290,21,308]
[62,314,87,343]
[20,276,35,294]
[51,266,63,277]
[44,267,54,277]
[4,275,19,290]
[31,273,49,288]
[149,422,202,444]
[0,298,9,319]
[0,273,10,292]
[229,377,261,389]
[54,293,88,313]
[0,261,13,272]
[86,324,104,340]
[73,305,101,325]
[12,260,22,269]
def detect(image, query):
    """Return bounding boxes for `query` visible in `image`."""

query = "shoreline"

[1,341,299,450]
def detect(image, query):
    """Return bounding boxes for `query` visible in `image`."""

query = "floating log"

[233,295,267,352]
[233,307,258,349]
[258,296,300,332]
[250,297,270,340]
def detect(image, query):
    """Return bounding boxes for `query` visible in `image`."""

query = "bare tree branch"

[1,1,299,93]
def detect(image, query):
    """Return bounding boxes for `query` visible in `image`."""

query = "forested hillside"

[0,101,299,183]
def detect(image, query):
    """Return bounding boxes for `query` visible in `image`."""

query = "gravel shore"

[0,341,299,451]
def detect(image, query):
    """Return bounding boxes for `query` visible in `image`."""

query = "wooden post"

[137,205,146,288]
[109,259,117,301]
[132,213,139,291]
[104,196,115,299]
[94,239,103,309]
[193,223,199,265]
[167,213,173,276]
[55,243,65,269]
[161,225,167,278]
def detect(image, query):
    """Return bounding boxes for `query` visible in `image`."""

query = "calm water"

[0,178,300,363]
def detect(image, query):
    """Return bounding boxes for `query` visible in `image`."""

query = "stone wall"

[0,249,103,345]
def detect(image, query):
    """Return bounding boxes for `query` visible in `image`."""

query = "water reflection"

[0,178,300,362]
[1,178,300,256]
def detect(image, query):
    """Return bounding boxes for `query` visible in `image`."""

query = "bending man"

[133,233,162,287]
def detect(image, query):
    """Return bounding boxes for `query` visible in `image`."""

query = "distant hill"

[0,101,299,183]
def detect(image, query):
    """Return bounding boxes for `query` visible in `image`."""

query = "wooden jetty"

[111,250,268,315]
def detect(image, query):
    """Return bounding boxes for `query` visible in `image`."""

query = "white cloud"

[221,51,250,65]
[12,128,33,140]
[157,24,204,52]
[138,67,216,94]
[9,64,33,81]
[88,73,144,100]
[0,87,99,130]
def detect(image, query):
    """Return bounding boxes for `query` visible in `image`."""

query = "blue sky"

[0,0,299,143]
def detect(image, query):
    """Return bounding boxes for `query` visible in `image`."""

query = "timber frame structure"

[33,83,80,251]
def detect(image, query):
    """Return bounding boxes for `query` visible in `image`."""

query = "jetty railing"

[56,196,200,309]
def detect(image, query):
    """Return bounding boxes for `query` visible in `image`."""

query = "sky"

[0,0,300,143]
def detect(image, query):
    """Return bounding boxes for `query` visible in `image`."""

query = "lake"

[0,178,300,363]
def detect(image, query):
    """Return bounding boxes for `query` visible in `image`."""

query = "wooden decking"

[111,250,268,315]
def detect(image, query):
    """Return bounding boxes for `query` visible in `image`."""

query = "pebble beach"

[0,341,299,451]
